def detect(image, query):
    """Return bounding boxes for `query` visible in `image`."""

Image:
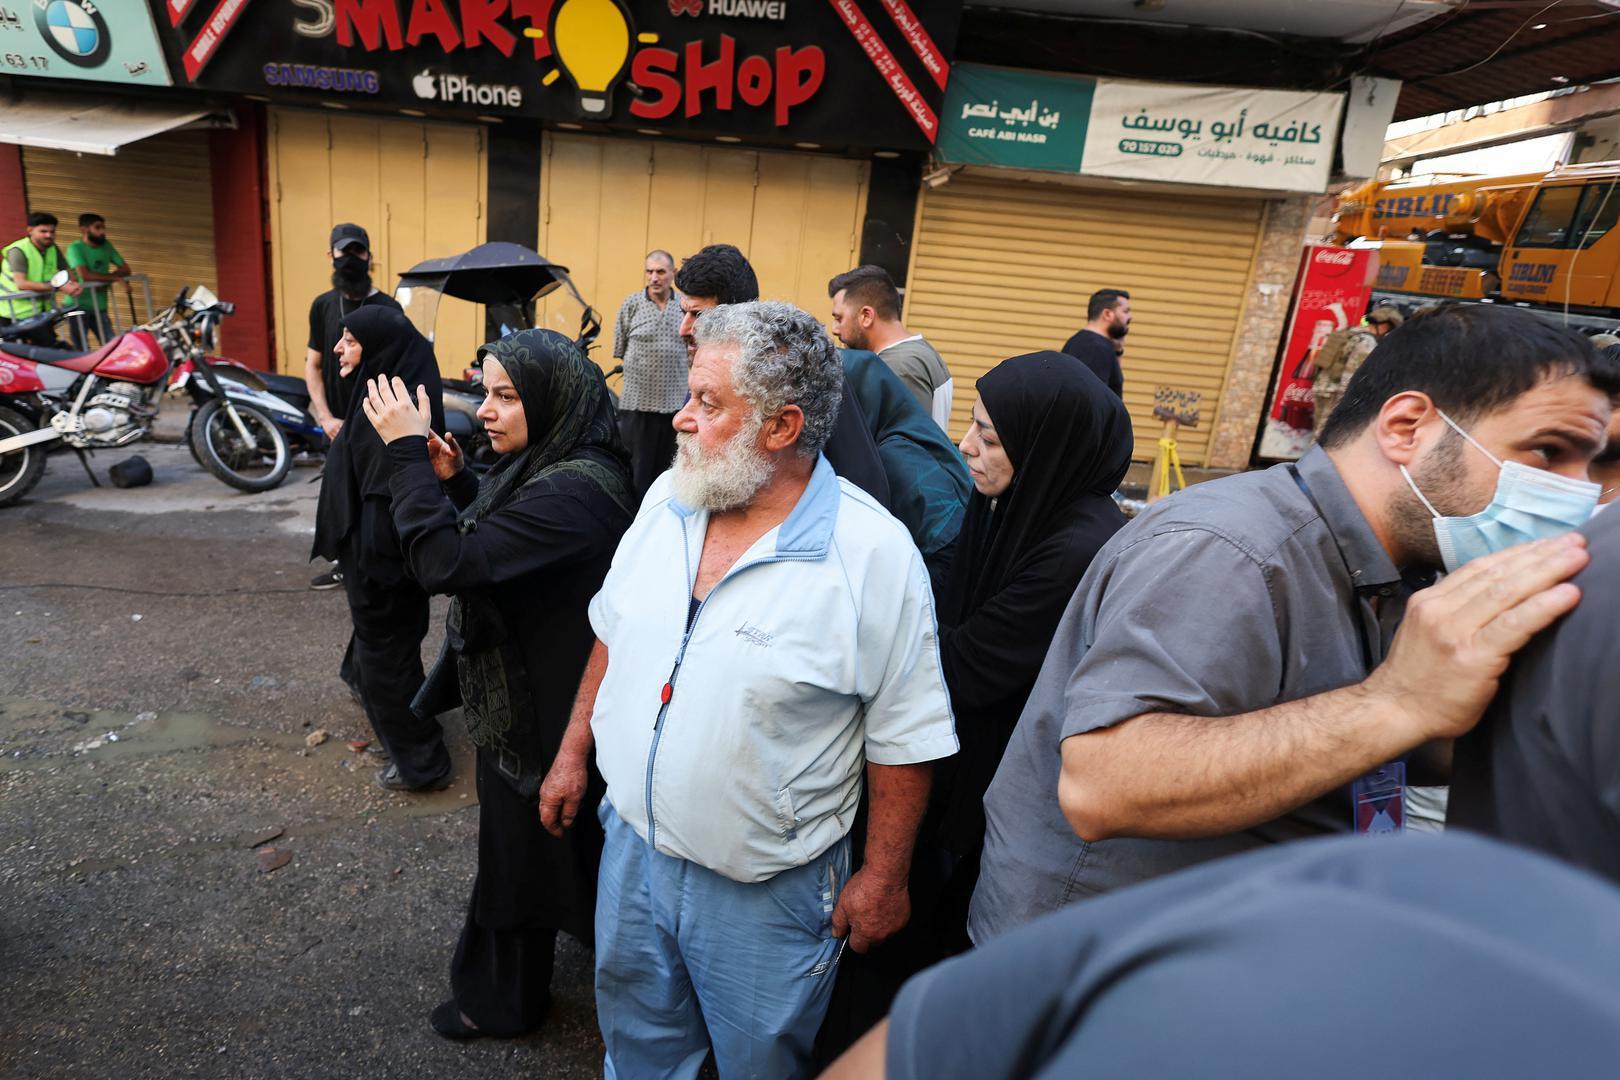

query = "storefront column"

[210,105,273,371]
[0,144,25,236]
[859,155,922,287]
[1205,193,1312,470]
[485,120,543,342]
[488,121,542,248]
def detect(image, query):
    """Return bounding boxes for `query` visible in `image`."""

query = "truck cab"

[1497,167,1620,311]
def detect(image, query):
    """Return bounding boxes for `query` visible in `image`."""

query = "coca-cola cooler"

[1257,245,1381,462]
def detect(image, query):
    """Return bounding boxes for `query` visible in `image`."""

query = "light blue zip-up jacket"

[588,456,959,884]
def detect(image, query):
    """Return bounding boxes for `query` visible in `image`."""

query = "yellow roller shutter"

[538,132,868,368]
[266,108,487,378]
[22,131,219,332]
[904,173,1265,466]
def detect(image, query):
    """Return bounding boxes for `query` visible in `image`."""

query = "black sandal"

[430,1000,485,1041]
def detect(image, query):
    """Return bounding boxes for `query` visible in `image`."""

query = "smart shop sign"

[154,0,962,150]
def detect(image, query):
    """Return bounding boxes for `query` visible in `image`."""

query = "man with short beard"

[305,223,402,591]
[539,301,957,1079]
[972,303,1618,944]
[65,213,130,346]
[1060,288,1129,398]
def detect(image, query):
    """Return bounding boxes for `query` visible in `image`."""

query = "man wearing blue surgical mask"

[1448,340,1620,875]
[971,304,1620,944]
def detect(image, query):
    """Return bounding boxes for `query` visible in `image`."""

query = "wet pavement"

[0,437,604,1077]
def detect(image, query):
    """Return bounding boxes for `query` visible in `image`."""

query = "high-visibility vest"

[0,238,59,320]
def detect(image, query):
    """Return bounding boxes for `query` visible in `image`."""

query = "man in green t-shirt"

[66,212,131,345]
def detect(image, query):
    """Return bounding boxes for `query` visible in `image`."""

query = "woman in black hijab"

[363,328,634,1041]
[936,350,1133,873]
[312,305,451,791]
[817,352,1134,1064]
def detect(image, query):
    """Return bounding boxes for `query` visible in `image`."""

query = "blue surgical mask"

[1399,410,1600,572]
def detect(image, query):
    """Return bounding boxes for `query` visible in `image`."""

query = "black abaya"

[448,753,561,1036]
[384,328,632,1034]
[933,350,1134,855]
[815,351,1134,1065]
[313,306,449,787]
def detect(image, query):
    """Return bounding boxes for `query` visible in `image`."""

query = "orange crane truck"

[1332,161,1620,333]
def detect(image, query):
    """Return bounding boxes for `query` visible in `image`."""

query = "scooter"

[0,277,303,506]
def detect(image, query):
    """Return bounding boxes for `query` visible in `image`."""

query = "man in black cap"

[306,223,402,591]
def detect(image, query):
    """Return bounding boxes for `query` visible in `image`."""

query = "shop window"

[1513,186,1583,248]
[1569,182,1620,249]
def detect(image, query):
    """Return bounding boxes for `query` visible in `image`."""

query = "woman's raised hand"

[362,375,433,444]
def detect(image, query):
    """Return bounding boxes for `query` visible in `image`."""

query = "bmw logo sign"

[35,0,112,69]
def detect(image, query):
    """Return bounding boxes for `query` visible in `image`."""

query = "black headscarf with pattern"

[447,329,632,771]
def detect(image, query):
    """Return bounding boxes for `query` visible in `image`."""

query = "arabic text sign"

[937,64,1092,173]
[1083,79,1342,193]
[0,0,171,85]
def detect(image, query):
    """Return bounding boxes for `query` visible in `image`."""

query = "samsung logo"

[263,63,379,94]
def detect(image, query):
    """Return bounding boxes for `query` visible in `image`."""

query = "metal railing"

[0,274,156,349]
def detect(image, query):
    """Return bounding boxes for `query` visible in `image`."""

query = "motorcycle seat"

[0,341,82,363]
[2,339,115,372]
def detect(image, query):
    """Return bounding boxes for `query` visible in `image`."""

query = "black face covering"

[332,254,370,297]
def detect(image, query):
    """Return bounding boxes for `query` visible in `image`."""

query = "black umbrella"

[395,242,572,306]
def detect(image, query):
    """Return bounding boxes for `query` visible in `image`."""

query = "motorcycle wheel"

[0,405,48,507]
[191,398,291,493]
[183,408,204,466]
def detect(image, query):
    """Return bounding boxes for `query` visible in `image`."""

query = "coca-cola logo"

[1314,249,1356,266]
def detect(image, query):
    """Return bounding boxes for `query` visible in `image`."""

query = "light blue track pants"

[595,800,851,1080]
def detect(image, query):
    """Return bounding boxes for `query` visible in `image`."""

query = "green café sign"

[936,65,1094,173]
[940,64,1344,194]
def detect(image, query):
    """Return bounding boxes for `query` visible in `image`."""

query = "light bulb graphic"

[549,0,633,117]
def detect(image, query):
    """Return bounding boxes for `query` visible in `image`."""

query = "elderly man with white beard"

[538,300,957,1080]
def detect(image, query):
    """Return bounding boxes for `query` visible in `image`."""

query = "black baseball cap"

[330,223,370,252]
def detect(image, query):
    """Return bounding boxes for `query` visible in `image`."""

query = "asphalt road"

[0,436,605,1077]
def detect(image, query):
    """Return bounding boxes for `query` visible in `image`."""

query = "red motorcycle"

[0,281,295,506]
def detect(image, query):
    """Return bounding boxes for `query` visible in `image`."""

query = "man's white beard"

[670,414,773,512]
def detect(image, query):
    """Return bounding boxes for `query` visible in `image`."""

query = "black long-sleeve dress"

[386,435,631,1034]
[816,350,1134,1064]
[312,307,449,787]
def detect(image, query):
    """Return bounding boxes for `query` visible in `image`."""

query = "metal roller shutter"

[537,132,869,367]
[22,131,219,335]
[903,173,1266,465]
[266,108,488,378]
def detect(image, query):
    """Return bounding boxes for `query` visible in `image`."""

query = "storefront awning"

[0,98,230,156]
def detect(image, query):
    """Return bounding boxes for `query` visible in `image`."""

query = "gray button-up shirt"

[613,288,689,414]
[971,446,1417,944]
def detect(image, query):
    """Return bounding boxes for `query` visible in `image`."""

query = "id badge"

[1352,761,1405,835]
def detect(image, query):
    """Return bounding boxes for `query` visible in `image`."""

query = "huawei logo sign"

[669,0,702,14]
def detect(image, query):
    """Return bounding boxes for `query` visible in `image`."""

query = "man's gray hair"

[693,301,844,459]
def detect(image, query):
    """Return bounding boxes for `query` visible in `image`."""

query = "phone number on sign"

[1118,138,1183,157]
[3,53,49,71]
